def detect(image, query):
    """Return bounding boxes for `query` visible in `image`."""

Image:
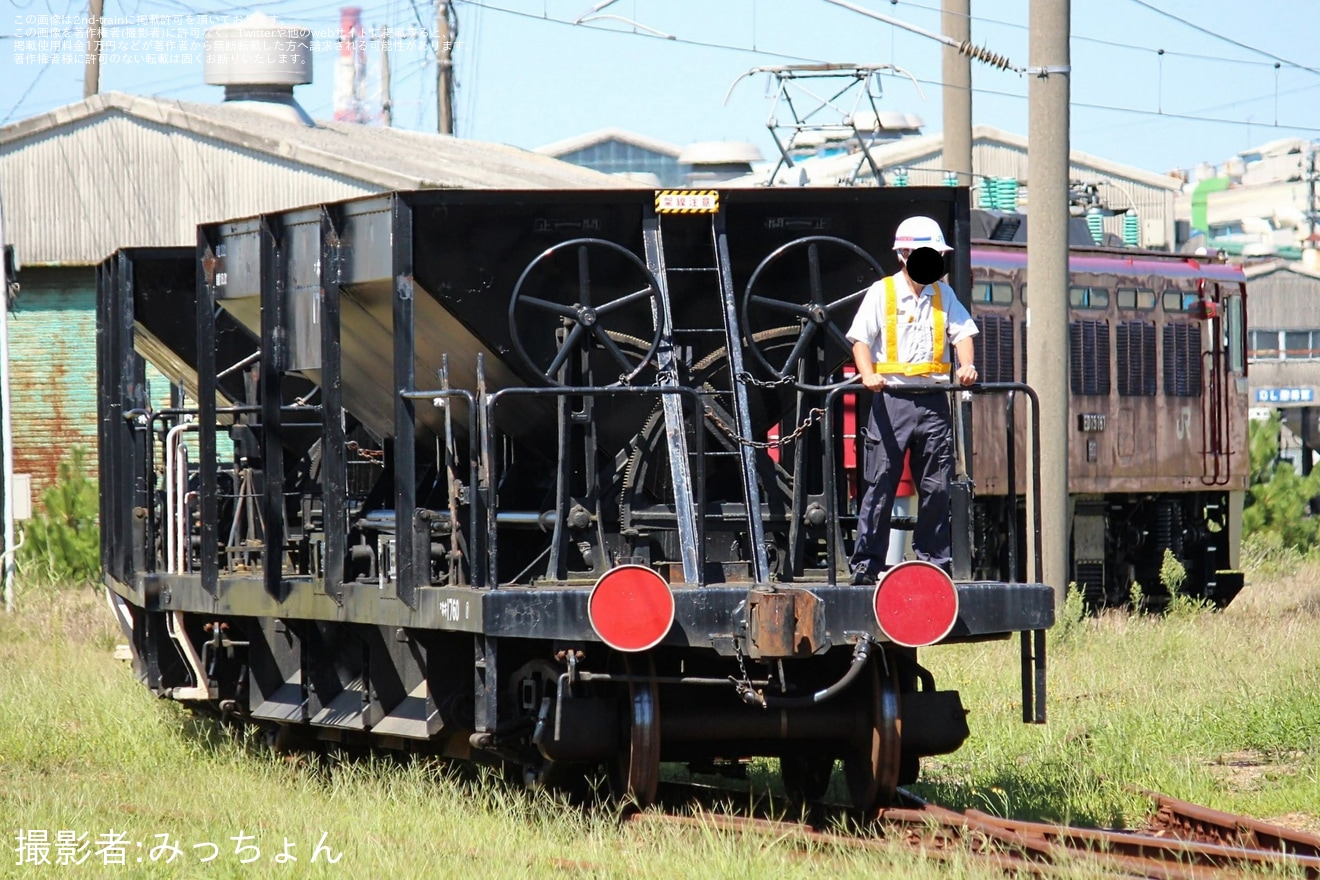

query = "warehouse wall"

[9,267,99,501]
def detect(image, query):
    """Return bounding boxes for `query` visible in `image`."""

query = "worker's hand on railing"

[860,372,886,391]
[955,364,978,387]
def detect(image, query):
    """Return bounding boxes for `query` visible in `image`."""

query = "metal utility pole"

[380,26,392,127]
[1027,0,1071,604]
[941,0,972,186]
[84,0,103,98]
[436,1,455,134]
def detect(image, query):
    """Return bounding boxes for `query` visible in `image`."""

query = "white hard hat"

[893,215,952,253]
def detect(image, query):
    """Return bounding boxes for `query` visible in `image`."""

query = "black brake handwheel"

[508,238,664,388]
[740,235,885,392]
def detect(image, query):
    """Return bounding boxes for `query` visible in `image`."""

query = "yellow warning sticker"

[655,190,720,214]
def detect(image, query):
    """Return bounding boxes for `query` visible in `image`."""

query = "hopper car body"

[99,187,1060,809]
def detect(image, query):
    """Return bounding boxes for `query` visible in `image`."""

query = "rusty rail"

[1140,789,1320,859]
[629,788,1320,879]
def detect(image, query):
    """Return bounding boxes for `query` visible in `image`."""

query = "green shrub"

[1243,414,1320,552]
[17,447,100,588]
[1158,549,1187,594]
[1129,579,1147,612]
[1050,582,1087,645]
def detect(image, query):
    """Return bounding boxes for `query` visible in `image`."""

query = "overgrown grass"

[2,570,1318,877]
[913,559,1320,831]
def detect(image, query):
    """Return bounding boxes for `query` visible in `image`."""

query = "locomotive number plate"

[655,190,720,213]
[1077,413,1106,432]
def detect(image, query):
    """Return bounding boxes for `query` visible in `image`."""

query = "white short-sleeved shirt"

[845,272,978,386]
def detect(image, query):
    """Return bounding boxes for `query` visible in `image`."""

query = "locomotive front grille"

[1069,320,1111,396]
[1116,320,1157,397]
[1163,322,1203,397]
[974,314,1016,384]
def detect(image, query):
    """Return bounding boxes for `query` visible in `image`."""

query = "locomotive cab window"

[1162,290,1197,312]
[1069,286,1109,309]
[1116,287,1156,310]
[973,281,1013,305]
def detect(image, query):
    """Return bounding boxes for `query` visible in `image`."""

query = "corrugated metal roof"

[1245,259,1320,281]
[1243,261,1320,329]
[747,125,1185,192]
[535,127,683,159]
[0,92,631,265]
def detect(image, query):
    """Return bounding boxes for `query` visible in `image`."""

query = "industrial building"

[536,127,686,187]
[1243,259,1320,469]
[1174,138,1318,262]
[537,127,764,188]
[0,37,620,505]
[744,124,1184,252]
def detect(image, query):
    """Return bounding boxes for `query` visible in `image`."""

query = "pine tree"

[1242,414,1320,551]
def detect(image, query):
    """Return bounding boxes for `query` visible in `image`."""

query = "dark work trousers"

[850,389,953,576]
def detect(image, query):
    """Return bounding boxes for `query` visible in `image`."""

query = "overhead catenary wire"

[2,0,77,125]
[1125,0,1320,78]
[894,0,1305,70]
[1,56,59,125]
[458,0,1320,137]
[5,0,1318,149]
[819,0,1021,72]
[461,0,822,63]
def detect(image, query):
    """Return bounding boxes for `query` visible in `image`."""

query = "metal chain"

[731,638,754,694]
[346,440,385,467]
[703,404,827,450]
[735,370,795,389]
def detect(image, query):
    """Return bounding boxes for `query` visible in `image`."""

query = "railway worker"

[846,215,978,584]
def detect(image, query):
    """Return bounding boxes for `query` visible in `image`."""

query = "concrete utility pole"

[1026,0,1071,604]
[380,26,392,127]
[941,0,972,186]
[1308,144,1317,248]
[436,1,455,134]
[84,0,103,98]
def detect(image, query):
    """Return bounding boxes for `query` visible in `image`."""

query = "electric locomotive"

[964,241,1249,606]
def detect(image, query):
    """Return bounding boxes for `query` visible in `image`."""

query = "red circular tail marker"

[588,565,675,653]
[873,560,960,648]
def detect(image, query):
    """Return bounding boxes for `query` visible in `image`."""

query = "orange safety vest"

[873,275,947,377]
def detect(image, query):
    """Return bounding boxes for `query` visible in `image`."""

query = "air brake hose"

[734,637,873,709]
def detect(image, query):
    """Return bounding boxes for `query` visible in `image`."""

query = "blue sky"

[3,0,1318,177]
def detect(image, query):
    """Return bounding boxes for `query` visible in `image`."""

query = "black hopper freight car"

[98,188,1053,810]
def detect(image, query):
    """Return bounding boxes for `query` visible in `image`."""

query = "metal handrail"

[483,384,706,589]
[822,379,1043,585]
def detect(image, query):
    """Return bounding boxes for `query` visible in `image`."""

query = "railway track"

[629,787,1320,878]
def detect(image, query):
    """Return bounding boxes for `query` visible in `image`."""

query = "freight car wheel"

[609,653,661,807]
[843,650,902,811]
[509,238,664,388]
[740,236,885,392]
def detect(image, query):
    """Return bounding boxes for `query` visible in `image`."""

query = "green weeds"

[15,447,100,591]
[2,569,1318,878]
[913,565,1320,830]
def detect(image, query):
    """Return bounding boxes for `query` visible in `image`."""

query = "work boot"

[849,564,878,586]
